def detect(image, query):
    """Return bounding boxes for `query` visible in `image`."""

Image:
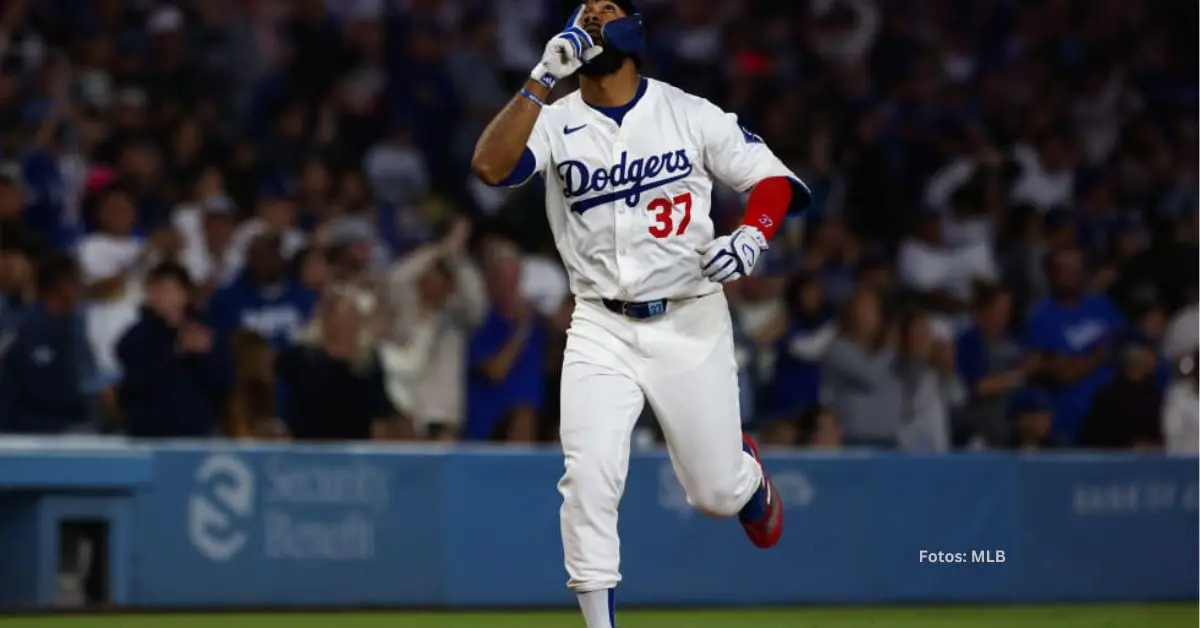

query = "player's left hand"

[697,225,768,284]
[531,4,603,88]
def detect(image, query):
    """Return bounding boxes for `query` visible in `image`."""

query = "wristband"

[520,88,546,108]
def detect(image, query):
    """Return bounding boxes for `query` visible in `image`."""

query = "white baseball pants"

[557,291,764,593]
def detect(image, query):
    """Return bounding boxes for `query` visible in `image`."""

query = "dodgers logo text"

[557,149,693,214]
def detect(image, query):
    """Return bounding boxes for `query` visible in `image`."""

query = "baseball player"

[472,2,808,626]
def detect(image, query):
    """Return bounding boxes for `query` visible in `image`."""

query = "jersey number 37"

[647,192,693,239]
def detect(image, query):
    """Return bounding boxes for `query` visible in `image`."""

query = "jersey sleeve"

[698,102,807,195]
[494,113,554,188]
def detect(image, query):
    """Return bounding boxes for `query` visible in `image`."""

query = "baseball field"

[0,605,1194,628]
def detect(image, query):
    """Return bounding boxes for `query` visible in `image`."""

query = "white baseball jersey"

[513,78,799,302]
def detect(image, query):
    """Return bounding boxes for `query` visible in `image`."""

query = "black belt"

[601,298,670,320]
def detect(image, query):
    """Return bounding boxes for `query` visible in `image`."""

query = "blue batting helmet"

[603,0,645,55]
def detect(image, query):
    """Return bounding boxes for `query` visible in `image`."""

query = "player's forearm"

[739,177,806,240]
[972,370,1023,397]
[86,275,128,299]
[480,326,531,382]
[471,80,549,185]
[1045,357,1088,384]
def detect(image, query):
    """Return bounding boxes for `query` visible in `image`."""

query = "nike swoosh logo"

[563,124,587,135]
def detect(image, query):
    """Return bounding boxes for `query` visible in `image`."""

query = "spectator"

[206,232,316,349]
[173,166,239,293]
[1010,387,1055,451]
[1162,294,1199,362]
[894,308,965,452]
[18,55,79,248]
[465,240,546,442]
[1110,213,1199,315]
[78,185,177,378]
[333,170,396,258]
[325,213,389,284]
[1026,247,1125,445]
[1162,352,1199,455]
[0,0,1190,447]
[519,240,571,319]
[364,125,430,209]
[227,330,287,439]
[821,289,901,447]
[939,181,999,252]
[799,218,857,306]
[954,284,1026,448]
[852,252,893,299]
[0,244,35,333]
[809,0,880,70]
[1042,208,1080,253]
[115,261,228,438]
[275,292,407,441]
[291,245,332,295]
[380,219,486,440]
[763,404,843,449]
[1077,334,1164,450]
[0,169,42,256]
[115,140,173,230]
[1127,302,1175,389]
[223,140,269,217]
[446,14,509,165]
[896,211,993,321]
[998,204,1050,319]
[225,195,308,278]
[143,4,211,111]
[763,272,836,424]
[476,234,571,320]
[1009,132,1077,211]
[321,214,392,351]
[1091,213,1150,296]
[0,255,99,433]
[293,157,336,231]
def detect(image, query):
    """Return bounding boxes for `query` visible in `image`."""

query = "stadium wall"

[0,440,1195,609]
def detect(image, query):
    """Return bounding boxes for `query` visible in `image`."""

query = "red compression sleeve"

[739,176,792,241]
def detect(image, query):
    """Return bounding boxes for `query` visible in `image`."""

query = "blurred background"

[0,0,1196,454]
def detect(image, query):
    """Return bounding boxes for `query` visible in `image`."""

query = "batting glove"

[697,226,768,284]
[530,5,604,89]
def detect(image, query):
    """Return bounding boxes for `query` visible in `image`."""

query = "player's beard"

[577,43,633,78]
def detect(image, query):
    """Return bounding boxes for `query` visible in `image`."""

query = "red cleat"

[739,434,783,549]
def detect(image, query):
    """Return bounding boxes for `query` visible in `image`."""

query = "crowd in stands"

[0,0,1196,452]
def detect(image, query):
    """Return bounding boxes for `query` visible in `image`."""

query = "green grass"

[0,605,1194,628]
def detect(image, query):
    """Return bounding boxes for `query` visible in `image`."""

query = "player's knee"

[688,483,744,518]
[559,459,622,507]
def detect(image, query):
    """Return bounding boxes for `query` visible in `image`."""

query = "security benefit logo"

[189,454,255,562]
[188,454,391,563]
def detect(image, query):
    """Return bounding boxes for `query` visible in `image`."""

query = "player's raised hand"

[530,4,604,89]
[697,226,769,284]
